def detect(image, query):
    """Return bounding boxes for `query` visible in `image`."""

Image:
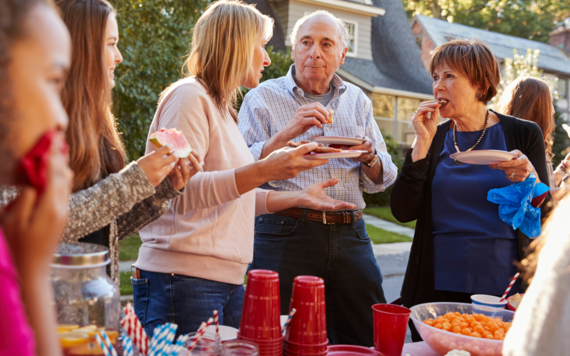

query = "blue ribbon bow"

[487,174,550,238]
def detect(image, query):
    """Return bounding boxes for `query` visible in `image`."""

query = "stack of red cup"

[238,269,284,356]
[283,276,328,356]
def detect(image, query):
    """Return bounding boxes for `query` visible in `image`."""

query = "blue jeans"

[251,213,386,347]
[132,270,244,338]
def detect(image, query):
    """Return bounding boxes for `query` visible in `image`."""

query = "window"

[343,20,357,56]
[372,94,395,119]
[558,78,568,99]
[397,98,420,145]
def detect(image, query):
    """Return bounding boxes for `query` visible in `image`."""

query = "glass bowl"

[410,302,515,356]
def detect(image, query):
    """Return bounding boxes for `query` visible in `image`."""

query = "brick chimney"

[411,17,434,72]
[550,18,570,55]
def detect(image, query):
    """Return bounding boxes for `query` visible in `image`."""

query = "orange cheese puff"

[451,319,461,326]
[460,322,469,328]
[434,323,443,329]
[452,326,462,334]
[455,312,461,316]
[465,315,475,324]
[485,334,495,339]
[424,319,435,326]
[488,322,499,332]
[475,314,486,322]
[470,321,480,328]
[483,326,490,331]
[474,326,485,334]
[443,322,452,331]
[436,316,446,324]
[494,330,505,338]
[471,332,482,338]
[461,328,472,336]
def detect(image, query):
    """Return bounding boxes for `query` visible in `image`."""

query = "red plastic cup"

[372,304,411,356]
[283,339,328,354]
[285,276,327,345]
[240,270,282,339]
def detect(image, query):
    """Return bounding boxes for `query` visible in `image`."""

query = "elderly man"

[238,11,397,346]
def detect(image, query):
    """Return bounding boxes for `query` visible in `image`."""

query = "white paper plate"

[205,325,238,341]
[311,136,365,146]
[307,150,368,159]
[449,150,516,165]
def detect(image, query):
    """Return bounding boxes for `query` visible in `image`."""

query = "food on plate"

[327,109,334,124]
[286,141,342,154]
[445,350,471,356]
[149,128,193,158]
[508,293,523,309]
[422,312,511,340]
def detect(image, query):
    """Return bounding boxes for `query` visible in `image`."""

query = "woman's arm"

[61,162,156,241]
[390,149,430,222]
[115,178,182,241]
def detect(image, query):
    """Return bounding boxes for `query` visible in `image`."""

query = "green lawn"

[118,234,142,261]
[363,207,417,229]
[365,223,413,244]
[120,271,133,296]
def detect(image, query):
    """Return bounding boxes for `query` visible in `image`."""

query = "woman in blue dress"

[390,39,551,341]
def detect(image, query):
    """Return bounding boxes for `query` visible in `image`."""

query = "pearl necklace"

[453,110,489,165]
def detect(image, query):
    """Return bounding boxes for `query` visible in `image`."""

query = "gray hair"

[289,10,351,49]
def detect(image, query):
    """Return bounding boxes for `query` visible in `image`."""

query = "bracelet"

[366,154,379,168]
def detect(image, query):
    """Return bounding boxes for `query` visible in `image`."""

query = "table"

[401,342,440,356]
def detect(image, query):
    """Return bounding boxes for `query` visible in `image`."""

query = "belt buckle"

[322,211,327,224]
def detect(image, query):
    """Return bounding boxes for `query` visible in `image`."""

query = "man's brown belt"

[273,208,363,225]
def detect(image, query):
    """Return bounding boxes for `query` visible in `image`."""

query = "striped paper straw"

[157,323,177,356]
[95,334,111,356]
[169,334,188,356]
[213,310,219,339]
[100,330,118,356]
[187,318,214,353]
[123,335,134,356]
[149,325,168,356]
[500,272,520,302]
[282,308,297,333]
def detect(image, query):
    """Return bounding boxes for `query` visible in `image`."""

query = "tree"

[111,0,209,160]
[404,0,570,43]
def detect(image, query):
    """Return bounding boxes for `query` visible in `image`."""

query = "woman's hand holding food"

[2,133,73,274]
[490,150,537,183]
[137,145,179,187]
[167,151,202,190]
[411,100,440,162]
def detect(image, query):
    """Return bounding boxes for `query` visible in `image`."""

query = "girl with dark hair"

[496,76,570,199]
[0,0,72,354]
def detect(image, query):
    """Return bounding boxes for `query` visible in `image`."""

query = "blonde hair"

[181,0,273,122]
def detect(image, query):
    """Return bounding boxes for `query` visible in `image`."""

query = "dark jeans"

[251,213,386,347]
[132,270,244,338]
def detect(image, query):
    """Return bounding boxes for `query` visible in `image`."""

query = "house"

[244,0,435,146]
[412,14,570,123]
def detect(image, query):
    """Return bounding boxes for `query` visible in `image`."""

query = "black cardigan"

[390,111,551,308]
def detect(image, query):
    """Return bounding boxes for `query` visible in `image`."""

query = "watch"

[366,154,379,168]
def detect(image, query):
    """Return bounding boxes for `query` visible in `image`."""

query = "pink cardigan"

[0,228,35,355]
[135,78,270,285]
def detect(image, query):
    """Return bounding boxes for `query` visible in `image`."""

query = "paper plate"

[449,150,516,165]
[328,345,386,355]
[311,136,365,146]
[307,150,367,159]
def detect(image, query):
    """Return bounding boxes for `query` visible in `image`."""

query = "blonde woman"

[132,0,355,334]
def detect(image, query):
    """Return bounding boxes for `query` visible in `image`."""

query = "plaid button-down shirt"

[238,65,397,209]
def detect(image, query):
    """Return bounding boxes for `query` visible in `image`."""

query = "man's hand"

[348,137,375,164]
[261,103,329,159]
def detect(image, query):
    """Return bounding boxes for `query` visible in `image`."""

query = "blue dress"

[431,123,519,295]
